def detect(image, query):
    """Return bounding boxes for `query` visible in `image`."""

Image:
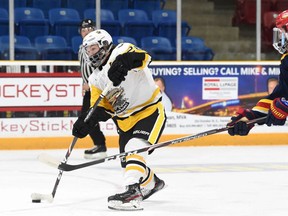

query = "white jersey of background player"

[72,29,166,211]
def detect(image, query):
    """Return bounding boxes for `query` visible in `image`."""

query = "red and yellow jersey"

[252,53,288,115]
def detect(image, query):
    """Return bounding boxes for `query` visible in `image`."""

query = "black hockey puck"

[32,199,41,203]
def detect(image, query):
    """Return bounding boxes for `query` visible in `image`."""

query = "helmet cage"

[86,40,113,68]
[88,47,107,68]
[273,27,288,54]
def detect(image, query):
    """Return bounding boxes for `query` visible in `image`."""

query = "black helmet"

[79,19,95,30]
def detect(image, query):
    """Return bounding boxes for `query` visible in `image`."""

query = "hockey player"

[78,19,107,159]
[72,29,166,210]
[227,10,288,135]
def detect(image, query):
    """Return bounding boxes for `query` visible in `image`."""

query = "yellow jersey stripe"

[116,101,161,132]
[126,154,145,163]
[125,165,146,174]
[148,102,166,144]
[141,170,154,187]
[90,85,114,111]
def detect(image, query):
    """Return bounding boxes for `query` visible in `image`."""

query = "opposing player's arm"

[251,96,288,126]
[266,97,288,126]
[227,99,270,136]
[251,98,272,114]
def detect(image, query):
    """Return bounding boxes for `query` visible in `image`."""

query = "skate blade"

[84,152,107,160]
[108,200,143,211]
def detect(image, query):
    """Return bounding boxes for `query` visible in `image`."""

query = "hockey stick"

[31,82,112,203]
[51,116,266,172]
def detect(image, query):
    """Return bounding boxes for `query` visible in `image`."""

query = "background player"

[154,76,173,111]
[267,77,279,95]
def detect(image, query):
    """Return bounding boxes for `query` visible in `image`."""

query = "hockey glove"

[115,52,145,70]
[72,117,91,138]
[108,60,128,86]
[266,97,288,126]
[227,108,256,136]
[72,108,99,138]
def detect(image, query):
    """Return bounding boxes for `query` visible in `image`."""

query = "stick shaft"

[51,136,77,197]
[59,116,266,172]
[59,127,226,171]
[48,82,112,199]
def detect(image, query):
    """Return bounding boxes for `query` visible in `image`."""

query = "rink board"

[1,133,287,150]
[0,113,287,150]
[1,61,287,149]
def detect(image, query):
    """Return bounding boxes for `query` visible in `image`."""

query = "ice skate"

[84,145,107,159]
[108,183,144,211]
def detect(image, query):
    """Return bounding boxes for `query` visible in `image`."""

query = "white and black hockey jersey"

[88,43,162,132]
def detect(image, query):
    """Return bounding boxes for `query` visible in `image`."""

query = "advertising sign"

[150,62,280,116]
[0,61,287,147]
[0,74,82,111]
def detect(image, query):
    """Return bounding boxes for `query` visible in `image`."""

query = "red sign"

[0,73,82,111]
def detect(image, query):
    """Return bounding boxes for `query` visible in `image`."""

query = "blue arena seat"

[0,0,27,10]
[152,10,191,47]
[112,36,138,46]
[66,0,96,18]
[14,7,50,41]
[141,36,175,60]
[181,36,214,61]
[118,9,151,26]
[84,9,122,36]
[152,10,178,25]
[133,0,162,19]
[49,8,81,46]
[0,8,9,36]
[0,8,8,18]
[84,8,115,21]
[35,35,73,60]
[101,0,130,19]
[71,35,82,60]
[118,9,155,45]
[0,35,39,60]
[31,0,62,18]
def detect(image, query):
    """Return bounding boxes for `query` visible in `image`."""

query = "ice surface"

[1,145,288,216]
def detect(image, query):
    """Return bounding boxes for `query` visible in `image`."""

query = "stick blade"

[38,153,61,168]
[58,162,78,172]
[31,193,53,203]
